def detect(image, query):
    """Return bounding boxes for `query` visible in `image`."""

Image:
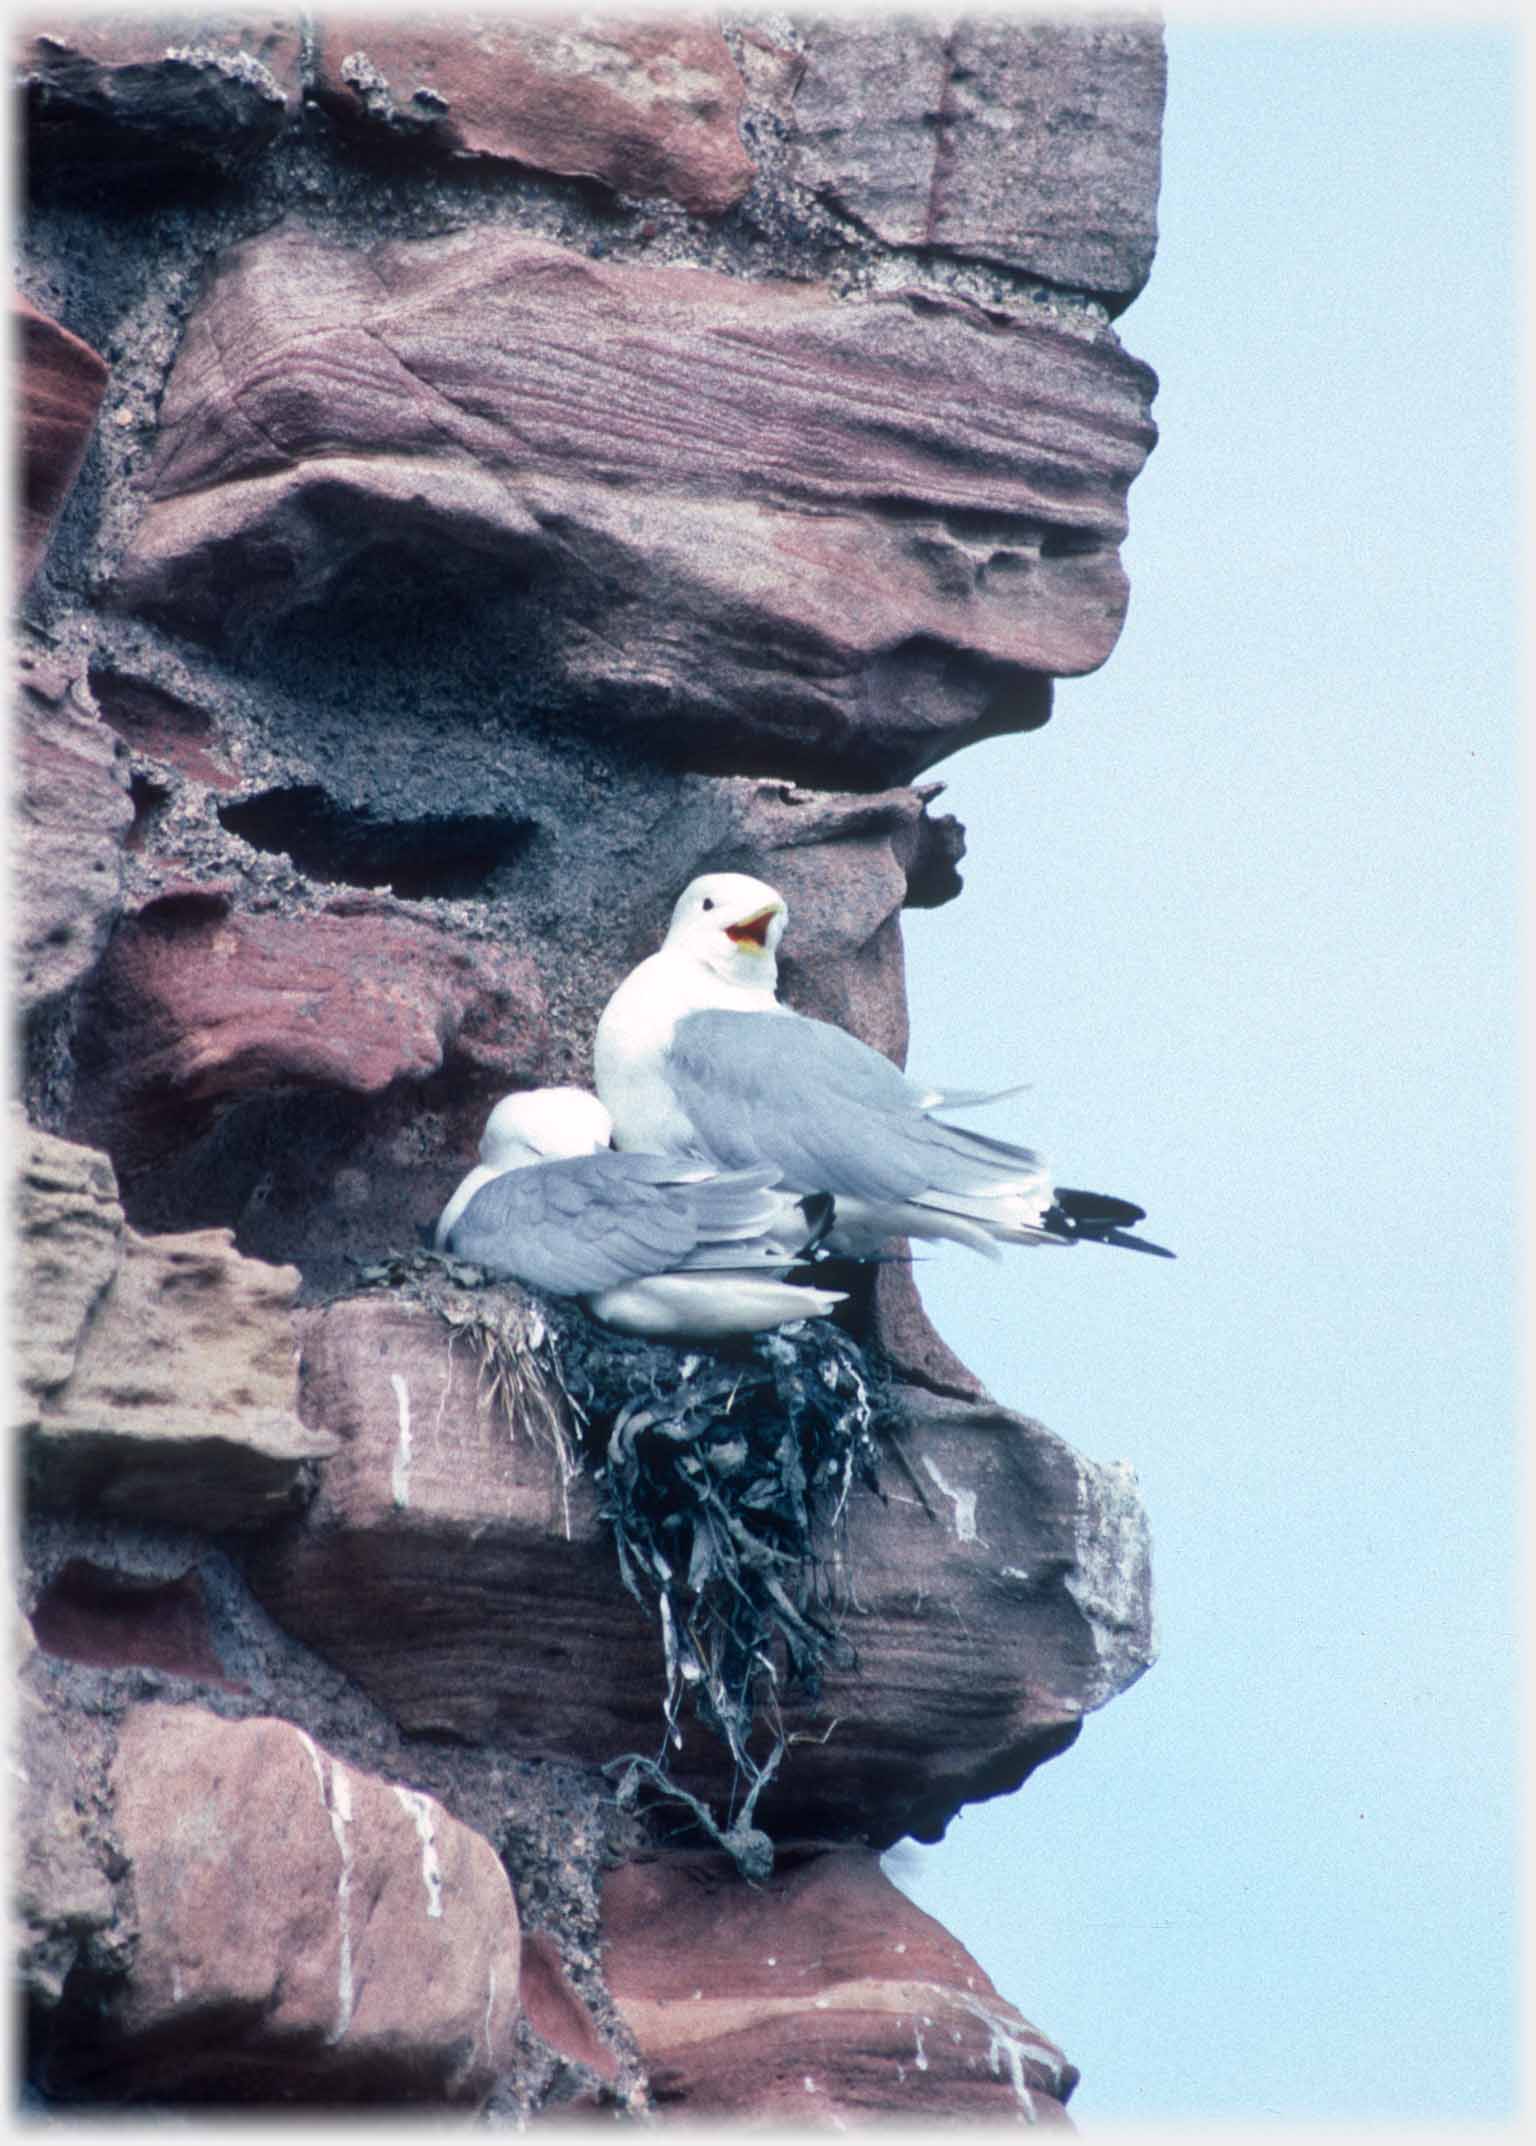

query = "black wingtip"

[1098,1229,1177,1259]
[1045,1188,1175,1259]
[1050,1186,1149,1231]
[797,1190,837,1256]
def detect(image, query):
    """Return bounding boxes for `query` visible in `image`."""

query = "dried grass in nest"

[348,1248,584,1531]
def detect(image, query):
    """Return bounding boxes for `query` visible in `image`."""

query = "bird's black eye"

[701,897,715,911]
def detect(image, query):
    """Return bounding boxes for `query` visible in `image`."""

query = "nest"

[349,1253,888,1876]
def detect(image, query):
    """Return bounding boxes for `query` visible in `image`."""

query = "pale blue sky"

[889,19,1522,2127]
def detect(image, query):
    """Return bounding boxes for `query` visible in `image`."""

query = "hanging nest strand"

[548,1306,887,1877]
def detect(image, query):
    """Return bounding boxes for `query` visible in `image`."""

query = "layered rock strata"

[15,9,1165,2122]
[602,1848,1079,2123]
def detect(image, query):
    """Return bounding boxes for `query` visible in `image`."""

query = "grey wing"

[446,1153,713,1295]
[666,1009,1046,1202]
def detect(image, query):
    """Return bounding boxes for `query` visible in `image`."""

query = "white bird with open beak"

[593,872,1173,1262]
[435,1084,844,1340]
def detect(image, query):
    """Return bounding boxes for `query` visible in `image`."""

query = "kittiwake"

[435,1085,845,1339]
[593,873,1173,1261]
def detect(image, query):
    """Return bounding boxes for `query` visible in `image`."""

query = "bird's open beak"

[725,904,780,950]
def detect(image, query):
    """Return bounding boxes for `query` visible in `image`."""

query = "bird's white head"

[478,1087,614,1167]
[663,872,788,988]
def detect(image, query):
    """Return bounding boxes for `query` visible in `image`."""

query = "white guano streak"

[392,1786,444,1919]
[952,1989,1061,2121]
[921,1456,978,1544]
[390,1373,413,1508]
[483,1963,499,2062]
[296,1728,356,2045]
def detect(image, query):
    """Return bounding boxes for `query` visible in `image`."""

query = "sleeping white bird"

[593,872,1173,1261]
[434,1085,845,1340]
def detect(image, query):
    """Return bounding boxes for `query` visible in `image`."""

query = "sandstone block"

[15,1121,126,1402]
[112,222,1156,787]
[19,1122,336,1530]
[13,650,133,1022]
[14,1653,122,2014]
[314,14,754,214]
[69,889,549,1174]
[46,1704,522,2104]
[18,14,300,174]
[14,298,109,587]
[787,14,1166,308]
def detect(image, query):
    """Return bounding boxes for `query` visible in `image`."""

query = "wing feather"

[447,1153,704,1293]
[665,1009,1048,1204]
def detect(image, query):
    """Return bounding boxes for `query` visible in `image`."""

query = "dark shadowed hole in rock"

[31,1559,241,1690]
[236,533,566,716]
[91,667,216,747]
[135,888,231,929]
[217,784,538,901]
[105,1074,479,1295]
[124,772,168,852]
[1040,527,1107,558]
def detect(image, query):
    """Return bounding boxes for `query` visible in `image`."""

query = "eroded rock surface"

[15,297,110,587]
[69,890,549,1160]
[17,13,300,177]
[786,14,1166,309]
[14,651,133,1027]
[315,14,755,214]
[14,1625,123,2018]
[603,1846,1077,2124]
[113,221,1154,788]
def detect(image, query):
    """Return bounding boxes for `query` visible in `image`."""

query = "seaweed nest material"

[349,1252,888,1875]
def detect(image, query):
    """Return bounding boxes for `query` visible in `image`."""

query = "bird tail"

[903,1117,1058,1250]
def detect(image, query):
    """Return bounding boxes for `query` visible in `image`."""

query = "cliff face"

[14,12,1165,2122]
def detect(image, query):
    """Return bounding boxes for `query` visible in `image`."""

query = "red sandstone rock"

[602,1846,1077,2124]
[14,649,133,1019]
[315,14,753,214]
[89,666,242,792]
[112,222,1155,787]
[868,1258,991,1403]
[17,14,300,172]
[519,1929,621,2084]
[44,1704,522,2104]
[68,890,548,1172]
[243,1290,1153,1845]
[709,778,952,1065]
[30,1560,239,1689]
[787,15,1166,309]
[15,298,109,588]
